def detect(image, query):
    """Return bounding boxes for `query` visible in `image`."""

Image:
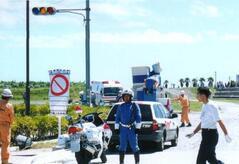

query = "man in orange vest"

[0,89,14,164]
[174,90,191,127]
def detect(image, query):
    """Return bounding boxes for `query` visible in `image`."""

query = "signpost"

[49,69,70,137]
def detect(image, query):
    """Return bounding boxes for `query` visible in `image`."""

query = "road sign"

[50,74,69,96]
[49,69,70,116]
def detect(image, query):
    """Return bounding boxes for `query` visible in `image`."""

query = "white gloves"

[115,123,119,130]
[186,132,194,138]
[225,135,232,143]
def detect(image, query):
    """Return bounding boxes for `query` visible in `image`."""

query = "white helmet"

[180,90,185,95]
[2,88,13,98]
[122,89,133,97]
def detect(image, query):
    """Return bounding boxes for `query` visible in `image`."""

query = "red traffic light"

[32,7,56,15]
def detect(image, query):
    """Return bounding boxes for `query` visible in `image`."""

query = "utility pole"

[85,0,91,106]
[214,71,217,88]
[26,0,30,115]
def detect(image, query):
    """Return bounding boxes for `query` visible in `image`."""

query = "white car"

[107,101,179,151]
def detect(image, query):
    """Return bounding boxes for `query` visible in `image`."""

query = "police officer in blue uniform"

[115,89,142,164]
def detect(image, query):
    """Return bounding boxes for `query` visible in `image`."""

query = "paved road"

[5,101,239,164]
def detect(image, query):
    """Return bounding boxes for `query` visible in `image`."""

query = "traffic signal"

[32,7,56,15]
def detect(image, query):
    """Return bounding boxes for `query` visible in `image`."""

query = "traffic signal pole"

[32,1,91,106]
[26,0,30,115]
[85,0,91,106]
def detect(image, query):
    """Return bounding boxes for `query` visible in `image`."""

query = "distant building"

[236,75,239,87]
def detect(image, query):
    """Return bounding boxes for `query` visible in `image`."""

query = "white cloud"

[92,3,129,16]
[191,1,219,18]
[222,34,239,41]
[30,33,85,48]
[92,29,202,44]
[0,32,84,48]
[122,21,148,28]
[0,29,202,49]
[0,0,22,26]
[92,1,151,18]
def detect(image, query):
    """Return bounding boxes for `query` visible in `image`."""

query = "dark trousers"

[196,129,220,164]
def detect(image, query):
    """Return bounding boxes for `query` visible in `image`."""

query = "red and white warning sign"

[50,74,70,96]
[49,69,70,115]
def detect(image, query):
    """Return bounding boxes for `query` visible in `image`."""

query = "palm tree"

[164,80,169,88]
[185,77,190,88]
[192,78,198,87]
[199,77,205,87]
[179,78,184,88]
[207,77,214,88]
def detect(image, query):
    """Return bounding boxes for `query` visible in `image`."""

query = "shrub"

[11,103,110,144]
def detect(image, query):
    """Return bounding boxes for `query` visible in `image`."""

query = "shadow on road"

[107,142,172,155]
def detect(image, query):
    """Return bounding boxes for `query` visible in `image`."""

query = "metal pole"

[85,0,91,106]
[214,71,217,88]
[26,0,30,115]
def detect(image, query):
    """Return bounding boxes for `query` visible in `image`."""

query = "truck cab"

[91,80,123,106]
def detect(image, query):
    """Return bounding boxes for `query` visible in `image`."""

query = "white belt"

[120,122,133,128]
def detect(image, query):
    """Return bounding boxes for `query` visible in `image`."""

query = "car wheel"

[157,137,164,151]
[171,137,178,147]
[171,129,179,147]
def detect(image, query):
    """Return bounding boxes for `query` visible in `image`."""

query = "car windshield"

[104,87,121,96]
[107,103,152,121]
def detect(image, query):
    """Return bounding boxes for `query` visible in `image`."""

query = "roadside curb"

[10,146,19,152]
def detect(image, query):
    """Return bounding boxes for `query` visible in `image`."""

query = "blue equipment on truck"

[132,62,172,112]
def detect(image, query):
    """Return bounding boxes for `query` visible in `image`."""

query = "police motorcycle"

[57,112,112,164]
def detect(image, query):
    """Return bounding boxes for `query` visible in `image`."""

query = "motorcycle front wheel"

[75,150,91,164]
[100,150,107,163]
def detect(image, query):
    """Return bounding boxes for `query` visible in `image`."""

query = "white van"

[91,81,123,106]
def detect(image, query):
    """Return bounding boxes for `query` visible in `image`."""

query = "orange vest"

[178,96,189,108]
[0,100,14,124]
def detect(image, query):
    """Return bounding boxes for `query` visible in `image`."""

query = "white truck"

[91,80,123,106]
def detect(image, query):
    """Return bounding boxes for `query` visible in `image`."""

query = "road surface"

[4,101,239,164]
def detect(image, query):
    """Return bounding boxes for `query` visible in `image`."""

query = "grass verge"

[172,100,202,112]
[31,140,57,149]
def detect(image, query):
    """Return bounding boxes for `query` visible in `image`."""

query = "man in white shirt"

[186,87,231,164]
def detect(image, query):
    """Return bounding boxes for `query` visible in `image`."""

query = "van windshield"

[104,87,122,96]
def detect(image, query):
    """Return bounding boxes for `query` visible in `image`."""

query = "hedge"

[11,103,110,144]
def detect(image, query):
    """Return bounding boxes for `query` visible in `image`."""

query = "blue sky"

[1,0,239,88]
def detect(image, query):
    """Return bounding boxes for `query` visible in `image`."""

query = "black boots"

[179,123,185,127]
[134,151,140,164]
[119,151,125,164]
[119,151,140,164]
[180,122,192,127]
[187,122,192,127]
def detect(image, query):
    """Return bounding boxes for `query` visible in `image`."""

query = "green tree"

[207,77,214,87]
[192,78,198,87]
[199,78,205,87]
[164,80,169,88]
[185,77,190,88]
[179,78,184,88]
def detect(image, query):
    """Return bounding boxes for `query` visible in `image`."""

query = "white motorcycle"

[57,112,112,164]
